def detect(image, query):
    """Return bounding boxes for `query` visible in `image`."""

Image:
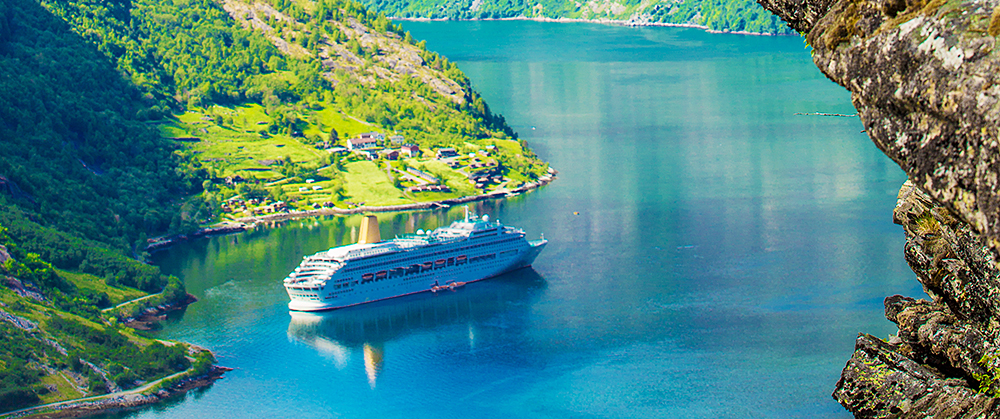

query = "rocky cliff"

[755,0,1000,416]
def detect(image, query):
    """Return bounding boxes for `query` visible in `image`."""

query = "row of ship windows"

[341,238,520,274]
[296,247,516,294]
[331,253,499,290]
[334,253,514,294]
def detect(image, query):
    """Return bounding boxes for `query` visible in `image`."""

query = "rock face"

[832,182,1000,417]
[757,0,1000,254]
[755,0,1000,415]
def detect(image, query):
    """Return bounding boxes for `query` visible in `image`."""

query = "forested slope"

[0,0,536,409]
[365,0,795,34]
[0,0,207,407]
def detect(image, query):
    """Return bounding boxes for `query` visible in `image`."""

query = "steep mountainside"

[365,0,795,34]
[0,0,540,411]
[757,0,1000,416]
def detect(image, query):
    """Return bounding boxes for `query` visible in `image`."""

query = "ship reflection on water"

[286,268,546,388]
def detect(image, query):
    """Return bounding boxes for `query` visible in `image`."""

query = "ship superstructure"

[283,209,547,311]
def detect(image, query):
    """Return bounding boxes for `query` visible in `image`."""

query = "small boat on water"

[431,281,467,293]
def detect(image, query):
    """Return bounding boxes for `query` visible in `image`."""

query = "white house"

[347,137,378,150]
[401,144,420,157]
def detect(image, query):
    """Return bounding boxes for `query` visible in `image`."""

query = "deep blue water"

[135,21,921,418]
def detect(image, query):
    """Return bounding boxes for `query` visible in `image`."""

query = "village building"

[358,132,385,141]
[436,147,459,159]
[407,168,439,184]
[347,137,378,150]
[389,135,405,145]
[401,144,420,157]
[380,149,399,160]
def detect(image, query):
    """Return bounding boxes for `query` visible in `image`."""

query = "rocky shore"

[6,366,232,419]
[756,0,1000,416]
[144,224,250,252]
[834,182,1000,417]
[393,16,782,36]
[118,293,199,331]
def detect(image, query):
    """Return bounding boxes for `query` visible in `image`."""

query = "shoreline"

[118,294,199,331]
[392,16,789,37]
[145,171,557,252]
[1,365,232,419]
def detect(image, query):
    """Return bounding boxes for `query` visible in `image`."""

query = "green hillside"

[367,0,795,35]
[0,0,546,409]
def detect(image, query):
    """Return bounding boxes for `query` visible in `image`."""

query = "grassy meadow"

[158,102,546,220]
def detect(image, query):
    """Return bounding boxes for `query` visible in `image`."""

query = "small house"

[389,135,405,145]
[401,144,420,157]
[380,149,399,160]
[436,148,459,159]
[358,132,385,141]
[347,137,378,150]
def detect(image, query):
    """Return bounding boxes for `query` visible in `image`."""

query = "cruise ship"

[283,209,547,311]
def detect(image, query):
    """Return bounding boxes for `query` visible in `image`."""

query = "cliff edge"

[754,0,1000,416]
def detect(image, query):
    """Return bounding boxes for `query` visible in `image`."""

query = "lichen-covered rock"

[756,0,837,32]
[883,295,994,388]
[834,333,999,418]
[893,181,1000,335]
[755,0,1000,414]
[830,181,1000,415]
[758,0,1000,256]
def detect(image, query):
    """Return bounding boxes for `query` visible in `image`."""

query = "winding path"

[0,368,191,418]
[100,293,160,313]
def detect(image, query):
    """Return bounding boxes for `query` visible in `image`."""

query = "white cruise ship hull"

[287,236,547,312]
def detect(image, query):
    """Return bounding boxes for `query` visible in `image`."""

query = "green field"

[158,100,546,219]
[37,373,87,404]
[342,161,410,205]
[57,270,146,306]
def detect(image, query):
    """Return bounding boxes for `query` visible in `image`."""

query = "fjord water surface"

[142,22,921,418]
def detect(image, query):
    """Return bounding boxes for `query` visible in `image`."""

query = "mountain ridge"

[365,0,796,34]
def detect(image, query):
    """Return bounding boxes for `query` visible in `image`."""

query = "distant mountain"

[365,0,795,34]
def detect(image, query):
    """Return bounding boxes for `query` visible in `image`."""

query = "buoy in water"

[573,211,579,215]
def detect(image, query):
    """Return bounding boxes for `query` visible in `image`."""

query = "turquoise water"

[138,22,920,418]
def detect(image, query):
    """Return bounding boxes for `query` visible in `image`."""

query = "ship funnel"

[358,215,381,244]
